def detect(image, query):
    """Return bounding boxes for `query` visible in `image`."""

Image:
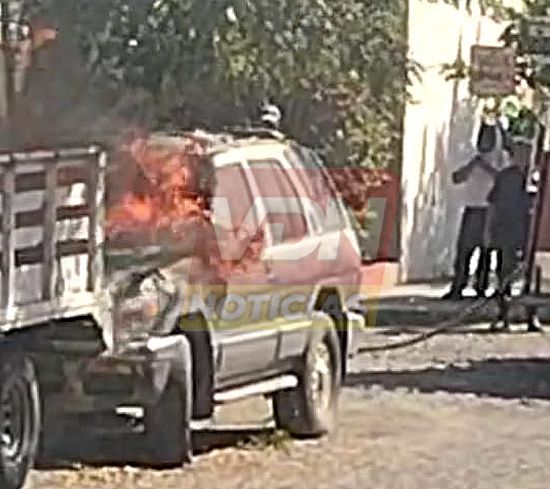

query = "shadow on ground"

[346,358,550,401]
[36,426,275,470]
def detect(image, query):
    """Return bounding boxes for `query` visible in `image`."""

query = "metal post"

[525,124,548,294]
[0,2,9,119]
[0,0,14,145]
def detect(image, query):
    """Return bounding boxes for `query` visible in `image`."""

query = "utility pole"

[0,2,11,117]
[0,0,15,146]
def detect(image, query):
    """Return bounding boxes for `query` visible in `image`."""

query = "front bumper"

[57,335,191,413]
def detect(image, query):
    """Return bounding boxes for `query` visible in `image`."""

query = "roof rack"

[150,130,232,148]
[148,126,287,152]
[223,126,286,141]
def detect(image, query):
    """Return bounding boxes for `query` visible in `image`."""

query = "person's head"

[260,103,282,130]
[481,97,499,125]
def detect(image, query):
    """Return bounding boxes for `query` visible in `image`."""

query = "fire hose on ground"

[356,262,538,354]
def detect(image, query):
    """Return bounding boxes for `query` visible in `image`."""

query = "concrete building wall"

[399,0,519,282]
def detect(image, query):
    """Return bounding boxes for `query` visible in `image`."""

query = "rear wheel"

[0,354,40,489]
[273,318,341,437]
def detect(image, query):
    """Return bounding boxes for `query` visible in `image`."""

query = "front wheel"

[273,317,341,437]
[0,354,41,489]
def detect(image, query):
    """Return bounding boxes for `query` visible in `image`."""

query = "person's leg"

[526,306,543,333]
[469,207,488,296]
[445,207,485,299]
[445,246,473,299]
[500,244,518,295]
[491,248,510,331]
[475,246,490,297]
[494,243,518,331]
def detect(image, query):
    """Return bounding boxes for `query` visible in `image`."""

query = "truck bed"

[0,146,106,331]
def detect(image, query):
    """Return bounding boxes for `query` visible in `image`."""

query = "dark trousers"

[495,244,519,296]
[493,242,522,328]
[450,206,489,296]
[490,203,531,329]
[491,207,529,295]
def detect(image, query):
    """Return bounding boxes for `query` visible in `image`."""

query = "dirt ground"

[29,325,550,489]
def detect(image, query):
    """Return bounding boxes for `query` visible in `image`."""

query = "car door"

[288,145,362,295]
[210,155,279,383]
[246,157,321,359]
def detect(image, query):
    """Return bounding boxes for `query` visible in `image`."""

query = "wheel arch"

[311,287,348,378]
[173,312,215,419]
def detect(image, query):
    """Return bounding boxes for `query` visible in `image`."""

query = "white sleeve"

[471,104,483,150]
[498,115,510,132]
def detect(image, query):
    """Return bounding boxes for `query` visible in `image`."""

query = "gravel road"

[29,325,550,489]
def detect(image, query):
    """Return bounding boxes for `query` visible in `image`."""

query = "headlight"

[114,272,173,344]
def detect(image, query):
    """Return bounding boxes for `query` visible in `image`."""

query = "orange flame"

[106,134,262,280]
[106,135,209,245]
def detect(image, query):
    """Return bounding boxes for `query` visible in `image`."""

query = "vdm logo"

[210,196,362,262]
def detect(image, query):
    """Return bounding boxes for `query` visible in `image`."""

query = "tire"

[273,316,341,437]
[141,379,193,467]
[0,354,41,489]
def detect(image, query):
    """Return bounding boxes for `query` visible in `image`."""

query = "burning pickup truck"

[0,128,365,489]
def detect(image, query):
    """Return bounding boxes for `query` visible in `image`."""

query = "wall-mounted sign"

[470,45,516,97]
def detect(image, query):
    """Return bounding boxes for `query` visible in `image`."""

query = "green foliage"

[500,1,550,89]
[19,0,410,169]
[509,107,539,138]
[441,0,550,93]
[213,0,410,168]
[522,0,550,16]
[446,0,512,18]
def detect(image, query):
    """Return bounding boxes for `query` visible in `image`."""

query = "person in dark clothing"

[487,150,534,331]
[488,164,530,288]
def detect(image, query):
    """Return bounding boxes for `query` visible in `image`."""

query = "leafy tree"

[14,0,410,170]
[213,0,410,169]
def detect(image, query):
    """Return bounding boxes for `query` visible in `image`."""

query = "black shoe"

[490,320,510,332]
[442,290,461,300]
[527,315,543,333]
[475,288,488,299]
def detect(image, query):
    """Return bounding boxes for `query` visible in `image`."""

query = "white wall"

[400,0,518,282]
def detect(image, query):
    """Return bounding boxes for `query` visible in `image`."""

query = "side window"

[248,159,308,243]
[283,147,320,201]
[212,164,257,234]
[285,146,346,232]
